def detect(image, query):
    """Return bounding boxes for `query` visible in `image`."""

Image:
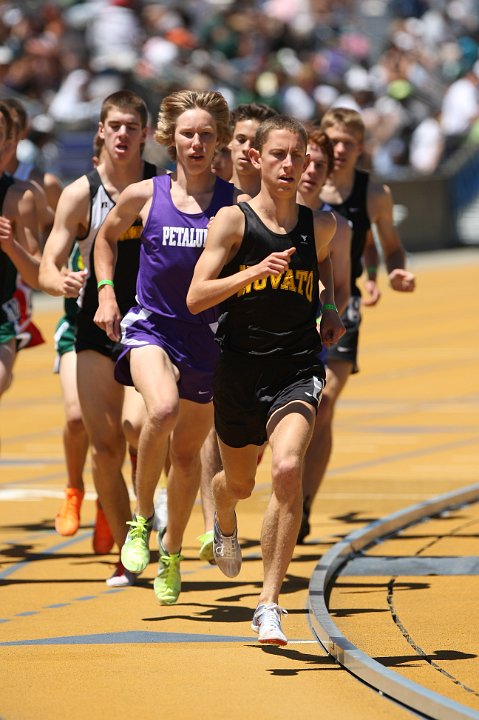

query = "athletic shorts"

[53,314,76,373]
[1,287,44,351]
[115,305,219,404]
[214,350,325,448]
[0,319,16,345]
[326,296,361,374]
[75,307,123,361]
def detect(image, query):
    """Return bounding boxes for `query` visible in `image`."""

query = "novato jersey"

[216,202,321,358]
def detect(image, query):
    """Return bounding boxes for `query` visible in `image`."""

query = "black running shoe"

[297,505,310,544]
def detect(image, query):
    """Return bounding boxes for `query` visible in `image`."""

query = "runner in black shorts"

[299,107,416,543]
[214,352,325,448]
[187,114,344,645]
[39,91,154,587]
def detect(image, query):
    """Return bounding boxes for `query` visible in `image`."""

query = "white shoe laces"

[256,603,288,631]
[216,532,238,558]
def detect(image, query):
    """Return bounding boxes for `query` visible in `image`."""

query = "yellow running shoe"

[197,530,215,564]
[154,533,183,605]
[121,515,153,573]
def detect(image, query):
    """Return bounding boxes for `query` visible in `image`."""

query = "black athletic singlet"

[325,168,370,296]
[76,162,157,356]
[216,202,321,358]
[80,162,157,323]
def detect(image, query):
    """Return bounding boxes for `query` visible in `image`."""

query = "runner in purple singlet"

[93,90,241,605]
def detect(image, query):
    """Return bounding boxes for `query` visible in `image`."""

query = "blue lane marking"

[0,531,92,579]
[0,631,254,646]
[73,596,97,602]
[15,611,39,617]
[43,604,70,609]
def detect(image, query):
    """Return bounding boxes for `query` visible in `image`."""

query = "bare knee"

[65,414,85,437]
[227,474,256,500]
[90,429,125,467]
[147,402,178,435]
[272,455,302,501]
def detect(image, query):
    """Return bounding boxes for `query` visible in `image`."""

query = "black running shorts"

[326,295,361,373]
[213,350,325,448]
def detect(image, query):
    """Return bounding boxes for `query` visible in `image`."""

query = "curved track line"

[308,483,479,720]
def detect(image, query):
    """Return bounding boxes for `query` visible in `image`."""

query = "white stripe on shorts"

[120,306,152,346]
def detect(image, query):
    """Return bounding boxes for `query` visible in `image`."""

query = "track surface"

[1,248,478,719]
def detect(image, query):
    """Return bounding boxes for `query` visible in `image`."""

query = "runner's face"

[324,123,362,173]
[174,108,218,173]
[229,118,260,177]
[99,108,145,162]
[255,128,308,197]
[298,143,329,198]
[211,146,233,180]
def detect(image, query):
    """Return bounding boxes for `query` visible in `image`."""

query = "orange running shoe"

[55,487,84,536]
[92,501,114,554]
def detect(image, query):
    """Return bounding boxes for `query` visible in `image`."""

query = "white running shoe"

[213,513,242,577]
[106,561,137,587]
[153,486,168,531]
[251,603,288,646]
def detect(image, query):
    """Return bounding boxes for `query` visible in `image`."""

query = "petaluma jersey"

[137,173,235,325]
[216,202,321,358]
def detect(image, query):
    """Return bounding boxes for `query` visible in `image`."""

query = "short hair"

[155,90,231,160]
[253,115,307,155]
[100,90,148,128]
[3,97,28,134]
[230,102,277,129]
[305,126,334,175]
[0,101,14,139]
[319,107,365,142]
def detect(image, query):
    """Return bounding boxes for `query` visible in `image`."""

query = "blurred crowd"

[1,0,479,179]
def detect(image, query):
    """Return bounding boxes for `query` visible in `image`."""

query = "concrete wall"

[385,146,479,252]
[387,175,458,252]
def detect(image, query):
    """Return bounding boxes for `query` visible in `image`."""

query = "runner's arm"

[39,179,89,297]
[94,180,151,341]
[187,206,296,314]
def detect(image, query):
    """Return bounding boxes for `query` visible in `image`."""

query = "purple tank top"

[137,173,234,325]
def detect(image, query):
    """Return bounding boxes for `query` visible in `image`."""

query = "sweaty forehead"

[234,118,260,136]
[326,123,360,141]
[265,128,306,150]
[176,107,217,129]
[307,143,325,158]
[104,109,141,125]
